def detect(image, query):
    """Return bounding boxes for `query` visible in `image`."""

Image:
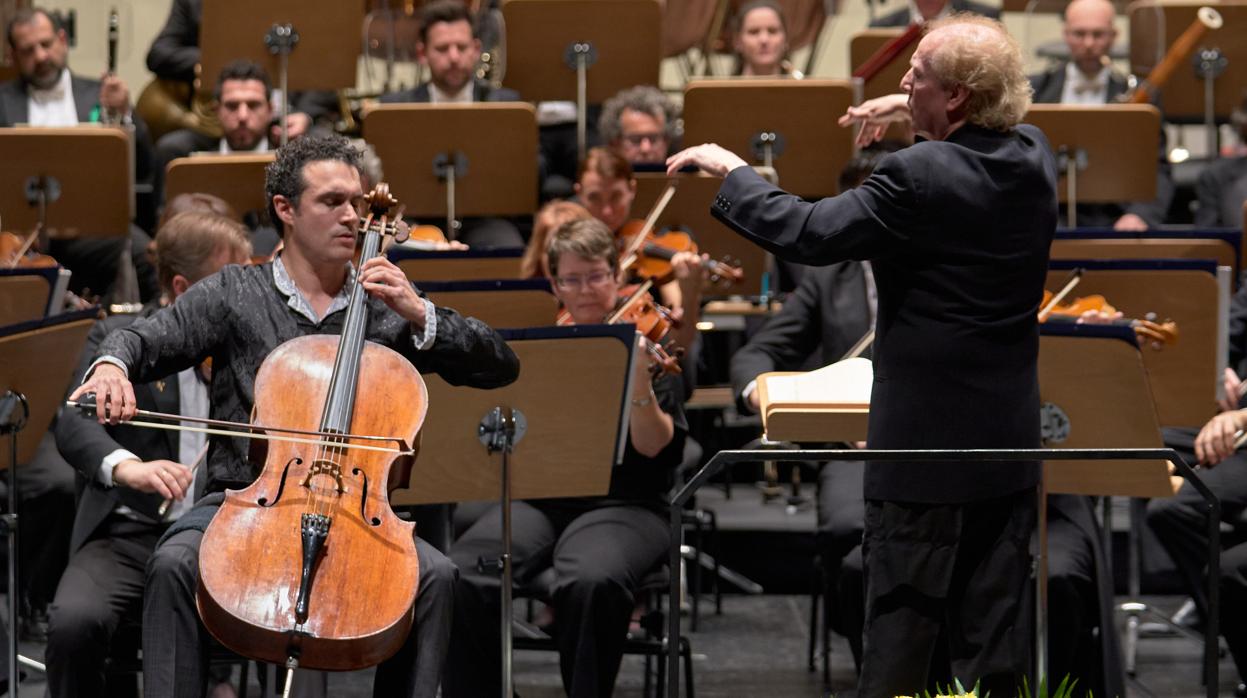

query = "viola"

[196,184,425,675]
[1,231,56,269]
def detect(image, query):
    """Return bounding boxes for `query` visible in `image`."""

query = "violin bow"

[619,180,679,272]
[1037,267,1085,321]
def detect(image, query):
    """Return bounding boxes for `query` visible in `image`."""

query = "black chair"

[512,564,695,698]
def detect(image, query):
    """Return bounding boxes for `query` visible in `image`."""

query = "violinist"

[2,7,159,303]
[70,134,519,697]
[574,147,706,352]
[446,218,687,698]
[47,211,251,698]
[519,200,593,279]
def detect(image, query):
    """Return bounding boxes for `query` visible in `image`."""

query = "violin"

[1,230,56,269]
[196,184,425,676]
[556,281,684,376]
[1039,289,1179,348]
[616,181,744,288]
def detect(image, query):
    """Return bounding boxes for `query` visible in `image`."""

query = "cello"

[196,185,425,677]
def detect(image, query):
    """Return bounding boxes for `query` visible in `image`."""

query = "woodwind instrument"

[99,7,121,124]
[852,21,923,82]
[1127,7,1223,104]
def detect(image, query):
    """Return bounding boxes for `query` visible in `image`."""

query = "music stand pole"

[433,152,468,241]
[478,406,526,698]
[265,23,300,146]
[1195,48,1228,159]
[0,391,28,697]
[1033,482,1048,689]
[565,42,597,163]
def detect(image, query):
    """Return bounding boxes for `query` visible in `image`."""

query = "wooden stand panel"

[0,273,52,327]
[1050,238,1236,271]
[0,314,94,465]
[1045,268,1218,427]
[164,154,274,221]
[1024,105,1160,203]
[682,79,855,199]
[394,253,523,283]
[424,289,556,329]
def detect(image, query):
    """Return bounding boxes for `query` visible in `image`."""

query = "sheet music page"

[763,357,873,406]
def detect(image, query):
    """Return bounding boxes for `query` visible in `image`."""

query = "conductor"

[668,16,1057,697]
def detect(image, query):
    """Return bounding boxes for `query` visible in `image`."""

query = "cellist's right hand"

[69,363,136,425]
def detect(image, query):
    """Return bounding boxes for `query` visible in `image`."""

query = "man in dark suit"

[1194,91,1247,228]
[2,7,159,302]
[376,0,524,248]
[46,211,252,698]
[1028,0,1173,229]
[870,0,999,27]
[671,16,1055,696]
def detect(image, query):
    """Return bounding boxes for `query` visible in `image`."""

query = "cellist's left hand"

[358,257,426,330]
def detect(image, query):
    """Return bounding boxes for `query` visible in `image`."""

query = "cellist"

[446,217,687,698]
[70,134,520,697]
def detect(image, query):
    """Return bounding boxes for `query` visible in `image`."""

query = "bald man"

[1030,0,1174,230]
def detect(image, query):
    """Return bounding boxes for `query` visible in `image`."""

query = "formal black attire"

[711,123,1057,696]
[869,0,999,26]
[377,81,526,248]
[91,259,519,698]
[1029,63,1175,229]
[1194,156,1247,228]
[47,307,185,697]
[445,371,687,698]
[0,73,159,301]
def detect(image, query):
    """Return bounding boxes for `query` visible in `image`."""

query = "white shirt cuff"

[100,448,139,487]
[411,298,437,351]
[84,356,129,382]
[741,380,759,414]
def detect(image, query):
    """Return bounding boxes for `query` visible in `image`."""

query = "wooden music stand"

[682,79,855,199]
[1129,0,1247,122]
[1024,105,1160,227]
[391,324,634,698]
[632,173,772,297]
[1046,260,1220,428]
[501,0,661,159]
[0,128,132,239]
[416,280,557,330]
[164,154,275,221]
[363,104,538,236]
[0,268,58,327]
[388,248,524,283]
[199,0,364,143]
[1037,325,1173,497]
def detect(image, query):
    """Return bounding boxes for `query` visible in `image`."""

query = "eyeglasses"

[554,270,614,290]
[622,132,666,147]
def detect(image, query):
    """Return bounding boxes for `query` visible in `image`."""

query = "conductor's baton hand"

[665,144,748,178]
[69,363,136,425]
[838,94,911,147]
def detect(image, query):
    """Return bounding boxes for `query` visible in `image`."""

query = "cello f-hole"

[352,467,382,526]
[257,457,300,507]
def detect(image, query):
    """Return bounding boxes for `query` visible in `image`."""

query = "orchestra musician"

[376,0,525,249]
[69,134,520,698]
[445,217,687,698]
[520,200,593,279]
[1194,90,1247,228]
[574,147,705,353]
[669,16,1053,695]
[1,7,159,303]
[730,0,803,78]
[597,85,680,166]
[1028,0,1174,231]
[47,210,252,698]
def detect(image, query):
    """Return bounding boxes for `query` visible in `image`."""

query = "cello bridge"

[302,458,345,494]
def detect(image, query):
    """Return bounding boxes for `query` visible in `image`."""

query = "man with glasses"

[598,85,679,166]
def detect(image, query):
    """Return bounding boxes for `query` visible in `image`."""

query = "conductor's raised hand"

[358,256,427,329]
[665,144,748,178]
[1193,409,1246,467]
[69,363,136,425]
[838,94,911,147]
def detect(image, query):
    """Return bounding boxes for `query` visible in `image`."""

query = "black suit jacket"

[0,73,156,185]
[1028,62,1174,228]
[729,262,873,414]
[713,124,1057,503]
[378,80,521,104]
[1194,155,1247,228]
[146,0,200,83]
[870,0,999,26]
[56,309,181,554]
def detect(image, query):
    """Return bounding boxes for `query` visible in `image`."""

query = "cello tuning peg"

[391,221,410,244]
